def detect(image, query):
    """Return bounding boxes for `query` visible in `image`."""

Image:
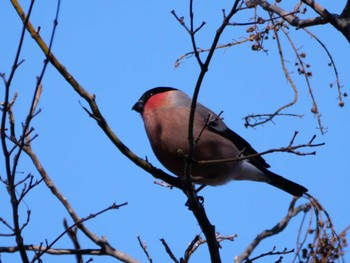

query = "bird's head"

[132,87,178,113]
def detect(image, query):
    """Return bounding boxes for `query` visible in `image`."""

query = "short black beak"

[132,100,144,113]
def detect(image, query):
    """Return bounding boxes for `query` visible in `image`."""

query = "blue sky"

[1,1,349,262]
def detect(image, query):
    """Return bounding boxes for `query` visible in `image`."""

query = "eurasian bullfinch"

[132,87,308,196]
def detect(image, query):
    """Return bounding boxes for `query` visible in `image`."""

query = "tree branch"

[235,198,312,263]
[0,246,114,256]
[257,0,327,28]
[301,0,350,43]
[23,144,140,263]
[252,0,350,43]
[1,1,37,262]
[160,238,179,263]
[341,0,350,17]
[182,3,243,263]
[198,132,324,165]
[137,236,153,263]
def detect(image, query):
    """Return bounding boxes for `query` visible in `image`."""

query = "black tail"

[264,169,308,197]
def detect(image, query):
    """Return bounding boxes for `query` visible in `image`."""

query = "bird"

[132,87,308,196]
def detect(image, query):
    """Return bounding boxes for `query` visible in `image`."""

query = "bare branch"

[281,26,327,134]
[64,218,82,263]
[1,1,37,262]
[235,197,312,263]
[175,37,251,67]
[160,238,179,263]
[302,28,345,107]
[182,235,201,263]
[245,247,294,262]
[137,236,153,263]
[243,16,300,128]
[244,113,303,128]
[0,246,113,256]
[257,0,327,28]
[182,3,243,263]
[341,0,350,18]
[229,10,300,26]
[291,193,346,262]
[34,202,128,261]
[198,132,324,166]
[18,175,43,204]
[22,143,139,262]
[247,0,350,42]
[301,0,333,20]
[30,82,42,116]
[0,217,15,236]
[195,112,223,144]
[182,233,236,263]
[171,10,191,35]
[11,0,59,179]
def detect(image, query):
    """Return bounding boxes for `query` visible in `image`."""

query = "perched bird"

[132,87,308,196]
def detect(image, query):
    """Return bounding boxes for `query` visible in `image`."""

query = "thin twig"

[235,198,312,263]
[245,16,299,128]
[229,10,300,26]
[182,235,201,263]
[64,218,82,263]
[22,143,139,263]
[245,247,294,262]
[160,238,179,263]
[0,246,113,256]
[11,0,60,180]
[33,202,128,261]
[302,28,344,107]
[198,132,324,165]
[281,26,326,134]
[137,236,153,263]
[1,1,37,262]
